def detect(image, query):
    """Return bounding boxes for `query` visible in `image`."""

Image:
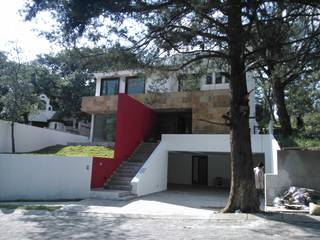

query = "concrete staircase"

[105,142,158,192]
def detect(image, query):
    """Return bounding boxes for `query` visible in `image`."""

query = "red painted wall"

[114,94,156,162]
[91,94,155,188]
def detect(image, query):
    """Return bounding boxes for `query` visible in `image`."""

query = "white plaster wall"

[0,120,11,153]
[131,142,168,196]
[0,154,92,201]
[0,120,88,153]
[132,134,279,197]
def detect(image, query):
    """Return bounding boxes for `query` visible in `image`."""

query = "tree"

[0,47,36,153]
[23,0,319,212]
[249,3,320,136]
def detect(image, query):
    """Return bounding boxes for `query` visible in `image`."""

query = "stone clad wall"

[82,89,230,134]
[82,95,118,114]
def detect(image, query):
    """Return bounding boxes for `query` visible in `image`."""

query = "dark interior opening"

[192,155,208,185]
[154,110,192,140]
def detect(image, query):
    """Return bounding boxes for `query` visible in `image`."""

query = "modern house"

[82,68,279,200]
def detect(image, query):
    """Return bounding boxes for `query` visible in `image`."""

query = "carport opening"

[167,151,265,190]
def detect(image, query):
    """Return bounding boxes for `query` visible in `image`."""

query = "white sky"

[0,0,59,61]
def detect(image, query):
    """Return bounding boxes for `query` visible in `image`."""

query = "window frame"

[100,78,120,96]
[125,76,146,94]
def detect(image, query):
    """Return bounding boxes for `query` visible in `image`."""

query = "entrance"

[192,156,208,185]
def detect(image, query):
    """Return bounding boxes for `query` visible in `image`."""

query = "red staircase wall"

[91,94,155,188]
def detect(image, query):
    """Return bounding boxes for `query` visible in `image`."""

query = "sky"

[0,0,59,61]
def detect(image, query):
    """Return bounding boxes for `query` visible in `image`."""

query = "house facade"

[82,68,279,201]
[82,69,257,143]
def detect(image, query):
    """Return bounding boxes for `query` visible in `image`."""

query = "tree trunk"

[223,0,260,213]
[273,80,292,136]
[11,121,15,153]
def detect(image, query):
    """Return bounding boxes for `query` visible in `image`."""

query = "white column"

[89,114,95,142]
[95,78,101,96]
[119,76,126,93]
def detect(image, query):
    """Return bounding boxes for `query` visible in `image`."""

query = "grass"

[29,145,114,158]
[0,204,61,212]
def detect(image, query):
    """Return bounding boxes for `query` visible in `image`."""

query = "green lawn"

[29,145,114,158]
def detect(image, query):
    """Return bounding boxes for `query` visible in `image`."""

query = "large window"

[93,114,116,142]
[100,78,119,96]
[177,74,200,91]
[215,72,223,84]
[125,77,145,94]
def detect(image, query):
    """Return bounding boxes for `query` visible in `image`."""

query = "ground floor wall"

[132,134,279,197]
[0,120,88,153]
[0,154,92,201]
[265,150,320,205]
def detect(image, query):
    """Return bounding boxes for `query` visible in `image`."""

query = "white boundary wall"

[131,134,280,196]
[0,120,88,153]
[0,154,92,201]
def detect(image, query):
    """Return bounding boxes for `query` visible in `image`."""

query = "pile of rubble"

[273,186,320,211]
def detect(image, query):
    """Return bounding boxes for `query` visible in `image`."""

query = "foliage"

[32,47,141,120]
[251,3,320,135]
[29,145,114,158]
[0,47,37,123]
[277,133,320,150]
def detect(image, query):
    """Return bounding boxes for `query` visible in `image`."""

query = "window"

[215,72,222,84]
[206,73,213,84]
[177,74,200,91]
[177,74,185,92]
[100,78,119,96]
[93,114,116,141]
[125,77,145,94]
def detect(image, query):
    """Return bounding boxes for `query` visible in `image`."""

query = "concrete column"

[89,114,95,142]
[119,76,126,93]
[95,78,101,96]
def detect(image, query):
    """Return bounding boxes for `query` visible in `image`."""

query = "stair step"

[103,142,158,192]
[121,161,142,166]
[90,189,134,200]
[110,176,132,182]
[113,172,137,178]
[106,185,132,191]
[108,179,131,185]
[116,168,138,174]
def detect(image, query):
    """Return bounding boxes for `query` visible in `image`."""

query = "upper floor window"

[215,72,223,84]
[125,76,145,94]
[100,78,119,96]
[206,72,213,84]
[177,73,200,91]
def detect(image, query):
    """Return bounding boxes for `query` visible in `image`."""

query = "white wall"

[131,142,168,196]
[0,154,92,201]
[131,134,279,197]
[0,120,88,153]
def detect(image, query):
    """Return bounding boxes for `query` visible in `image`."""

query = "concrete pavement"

[1,188,319,239]
[0,207,320,240]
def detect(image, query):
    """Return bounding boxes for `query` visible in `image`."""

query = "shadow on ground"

[249,212,320,237]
